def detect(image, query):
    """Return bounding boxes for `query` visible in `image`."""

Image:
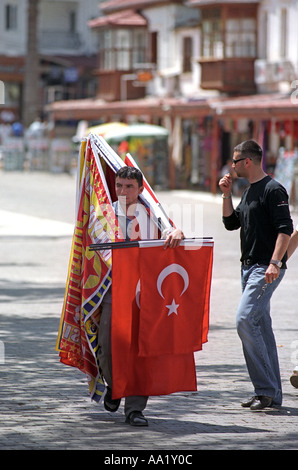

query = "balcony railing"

[38,30,81,51]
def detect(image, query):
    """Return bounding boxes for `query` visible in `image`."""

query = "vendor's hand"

[164,228,184,248]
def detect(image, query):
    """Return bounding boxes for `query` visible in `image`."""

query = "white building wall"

[0,0,100,57]
[143,4,202,98]
[256,0,298,92]
[0,0,27,56]
[287,1,298,73]
[259,0,298,66]
[39,0,99,55]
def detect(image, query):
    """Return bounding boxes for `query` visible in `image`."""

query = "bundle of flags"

[56,133,213,402]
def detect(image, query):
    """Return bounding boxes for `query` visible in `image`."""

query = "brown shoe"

[250,396,272,410]
[241,396,256,408]
[290,372,298,389]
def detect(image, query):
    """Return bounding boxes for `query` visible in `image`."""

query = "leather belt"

[242,259,254,266]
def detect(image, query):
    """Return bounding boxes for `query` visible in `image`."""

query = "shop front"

[46,92,298,197]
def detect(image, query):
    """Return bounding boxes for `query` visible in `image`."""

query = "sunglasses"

[232,157,248,165]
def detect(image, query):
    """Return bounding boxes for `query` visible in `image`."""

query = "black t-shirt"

[222,175,293,266]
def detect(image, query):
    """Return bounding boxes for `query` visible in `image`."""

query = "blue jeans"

[236,264,285,405]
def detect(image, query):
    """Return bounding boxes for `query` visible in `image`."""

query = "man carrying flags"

[57,134,213,428]
[98,166,184,426]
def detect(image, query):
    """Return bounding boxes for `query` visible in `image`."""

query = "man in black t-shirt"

[219,140,293,411]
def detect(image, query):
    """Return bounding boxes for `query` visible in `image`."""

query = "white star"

[166,298,179,316]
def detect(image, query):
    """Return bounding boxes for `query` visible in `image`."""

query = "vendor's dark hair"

[115,166,143,187]
[234,140,263,162]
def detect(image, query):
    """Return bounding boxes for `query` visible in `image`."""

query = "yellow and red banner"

[56,136,122,401]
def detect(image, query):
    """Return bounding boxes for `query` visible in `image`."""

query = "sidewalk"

[0,171,298,451]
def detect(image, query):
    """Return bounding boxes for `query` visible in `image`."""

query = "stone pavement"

[0,170,298,452]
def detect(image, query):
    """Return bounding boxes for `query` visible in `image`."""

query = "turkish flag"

[110,241,213,399]
[138,243,213,356]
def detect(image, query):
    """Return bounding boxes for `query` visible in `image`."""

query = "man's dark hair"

[234,140,263,163]
[115,166,143,187]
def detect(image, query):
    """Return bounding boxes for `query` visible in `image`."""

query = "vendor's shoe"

[104,387,121,412]
[125,411,148,426]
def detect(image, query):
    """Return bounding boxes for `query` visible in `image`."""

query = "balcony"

[199,57,256,94]
[96,47,150,101]
[38,31,81,52]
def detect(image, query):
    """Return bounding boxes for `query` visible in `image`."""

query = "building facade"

[0,0,101,124]
[3,0,298,194]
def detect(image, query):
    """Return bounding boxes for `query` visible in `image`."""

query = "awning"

[209,92,298,119]
[46,92,298,123]
[46,96,211,121]
[105,122,168,141]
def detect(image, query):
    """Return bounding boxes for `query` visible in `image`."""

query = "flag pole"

[89,237,213,251]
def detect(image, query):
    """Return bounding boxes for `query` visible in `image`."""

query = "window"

[133,30,147,66]
[116,30,130,70]
[183,37,193,72]
[202,18,223,58]
[226,18,256,58]
[201,7,256,59]
[99,28,148,71]
[5,4,17,31]
[100,30,114,70]
[260,11,268,59]
[280,8,287,58]
[69,11,76,34]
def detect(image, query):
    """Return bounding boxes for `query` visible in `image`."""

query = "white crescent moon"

[135,279,141,308]
[157,263,189,299]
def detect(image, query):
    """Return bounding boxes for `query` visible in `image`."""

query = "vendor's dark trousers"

[98,292,148,417]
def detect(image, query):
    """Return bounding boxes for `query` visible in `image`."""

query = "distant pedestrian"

[11,121,23,137]
[219,139,293,410]
[285,224,298,388]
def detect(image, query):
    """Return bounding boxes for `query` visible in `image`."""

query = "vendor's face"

[115,177,144,209]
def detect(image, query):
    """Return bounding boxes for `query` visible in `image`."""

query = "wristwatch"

[270,259,282,268]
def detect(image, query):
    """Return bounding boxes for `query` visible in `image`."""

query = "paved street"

[0,169,298,452]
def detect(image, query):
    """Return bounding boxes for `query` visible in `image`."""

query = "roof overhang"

[209,93,298,119]
[46,93,298,122]
[186,0,259,6]
[89,10,147,29]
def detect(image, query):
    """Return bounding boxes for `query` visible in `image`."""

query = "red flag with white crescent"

[110,240,213,399]
[138,242,213,357]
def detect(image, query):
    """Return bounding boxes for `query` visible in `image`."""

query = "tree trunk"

[23,0,40,128]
